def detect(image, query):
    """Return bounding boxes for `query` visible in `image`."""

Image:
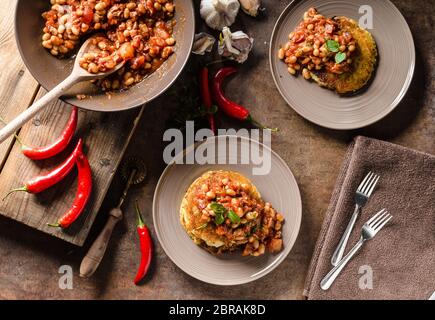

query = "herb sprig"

[326,40,346,64]
[210,203,241,225]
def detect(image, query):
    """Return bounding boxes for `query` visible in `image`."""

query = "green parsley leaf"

[214,213,225,225]
[210,202,227,225]
[227,210,240,224]
[326,40,339,53]
[335,52,346,64]
[210,202,226,215]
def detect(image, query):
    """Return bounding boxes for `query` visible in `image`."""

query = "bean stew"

[42,0,176,91]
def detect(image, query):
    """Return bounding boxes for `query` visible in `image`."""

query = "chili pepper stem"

[0,116,7,126]
[2,186,28,201]
[247,115,279,132]
[13,134,25,146]
[47,223,61,228]
[0,116,26,146]
[205,58,229,67]
[135,200,145,228]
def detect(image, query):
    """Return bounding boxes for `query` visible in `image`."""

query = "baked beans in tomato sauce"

[193,172,285,256]
[42,0,175,91]
[278,7,357,80]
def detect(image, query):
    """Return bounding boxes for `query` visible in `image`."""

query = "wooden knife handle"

[79,208,123,278]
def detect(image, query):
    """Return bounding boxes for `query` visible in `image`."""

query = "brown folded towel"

[304,136,435,300]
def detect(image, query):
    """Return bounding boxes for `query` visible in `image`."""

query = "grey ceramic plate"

[15,0,195,112]
[270,0,415,130]
[153,135,302,285]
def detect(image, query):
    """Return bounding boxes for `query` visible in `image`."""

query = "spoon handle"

[0,74,78,144]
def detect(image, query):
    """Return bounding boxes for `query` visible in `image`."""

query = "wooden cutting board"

[0,0,143,246]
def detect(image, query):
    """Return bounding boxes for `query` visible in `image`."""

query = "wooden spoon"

[0,35,124,144]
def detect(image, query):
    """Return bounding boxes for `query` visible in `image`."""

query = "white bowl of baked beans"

[15,0,195,111]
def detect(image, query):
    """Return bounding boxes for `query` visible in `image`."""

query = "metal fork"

[331,172,380,266]
[321,209,392,290]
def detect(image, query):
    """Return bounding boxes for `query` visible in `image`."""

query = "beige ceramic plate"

[270,0,415,130]
[153,135,302,285]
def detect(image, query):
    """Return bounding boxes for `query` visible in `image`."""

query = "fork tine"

[358,172,372,192]
[366,208,386,226]
[370,211,388,228]
[374,215,392,233]
[372,213,392,230]
[361,173,377,194]
[366,175,380,197]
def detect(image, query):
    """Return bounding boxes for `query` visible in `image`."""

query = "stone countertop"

[0,0,433,299]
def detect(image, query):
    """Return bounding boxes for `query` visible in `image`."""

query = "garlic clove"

[218,27,254,63]
[204,10,222,31]
[239,0,262,17]
[221,27,241,55]
[192,33,216,55]
[214,0,239,13]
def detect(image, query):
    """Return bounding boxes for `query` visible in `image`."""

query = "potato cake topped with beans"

[278,7,377,94]
[180,171,284,257]
[41,0,176,91]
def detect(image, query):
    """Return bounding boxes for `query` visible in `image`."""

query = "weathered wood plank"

[0,89,144,246]
[0,0,144,246]
[0,0,39,167]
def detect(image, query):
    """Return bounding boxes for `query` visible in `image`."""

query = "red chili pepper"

[134,201,153,285]
[3,139,83,200]
[21,106,78,160]
[199,67,216,134]
[212,67,277,131]
[48,147,92,229]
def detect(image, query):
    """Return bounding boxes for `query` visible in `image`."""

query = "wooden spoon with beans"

[0,34,124,144]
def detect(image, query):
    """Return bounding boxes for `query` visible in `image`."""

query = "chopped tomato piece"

[293,32,305,43]
[119,42,135,60]
[130,56,145,69]
[325,23,334,34]
[154,27,170,39]
[268,238,283,253]
[82,6,94,25]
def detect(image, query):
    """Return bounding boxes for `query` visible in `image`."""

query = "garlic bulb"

[200,0,240,30]
[238,0,262,17]
[218,27,254,63]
